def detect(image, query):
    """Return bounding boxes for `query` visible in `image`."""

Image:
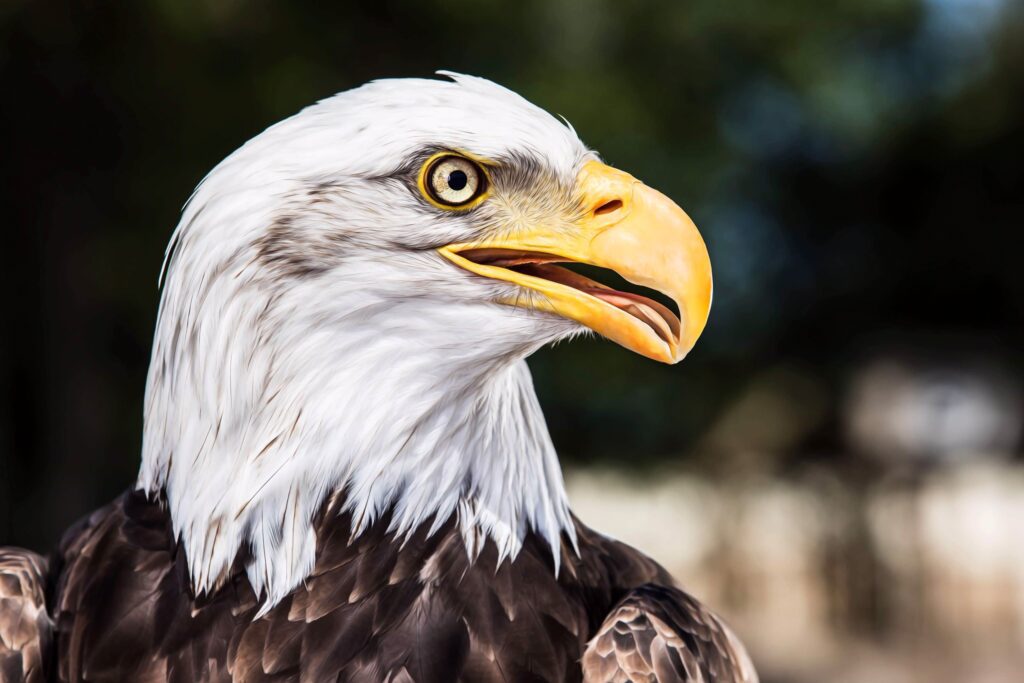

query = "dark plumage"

[0,490,752,682]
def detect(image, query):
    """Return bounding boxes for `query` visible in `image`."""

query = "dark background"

[2,0,1021,549]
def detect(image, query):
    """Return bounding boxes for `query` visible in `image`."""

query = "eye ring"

[418,153,489,210]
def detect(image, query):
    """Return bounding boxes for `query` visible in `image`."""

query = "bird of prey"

[0,73,756,683]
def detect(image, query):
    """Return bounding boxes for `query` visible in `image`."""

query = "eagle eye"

[420,154,487,209]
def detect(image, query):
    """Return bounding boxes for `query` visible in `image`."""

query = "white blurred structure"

[568,464,1024,683]
[565,349,1024,681]
[845,356,1022,463]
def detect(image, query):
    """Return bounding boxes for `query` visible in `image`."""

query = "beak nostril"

[593,197,622,216]
[593,199,623,217]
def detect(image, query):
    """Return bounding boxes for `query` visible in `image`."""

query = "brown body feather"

[0,549,52,683]
[0,491,753,682]
[581,585,757,683]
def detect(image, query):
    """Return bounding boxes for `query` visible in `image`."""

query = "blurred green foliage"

[1,0,1022,548]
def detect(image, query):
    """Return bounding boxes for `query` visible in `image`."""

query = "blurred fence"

[568,462,1024,683]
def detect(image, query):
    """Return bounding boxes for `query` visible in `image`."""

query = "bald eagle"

[0,74,756,683]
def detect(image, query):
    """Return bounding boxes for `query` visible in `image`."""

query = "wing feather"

[0,548,52,683]
[582,584,757,683]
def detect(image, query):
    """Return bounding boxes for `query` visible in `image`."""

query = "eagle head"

[139,73,712,609]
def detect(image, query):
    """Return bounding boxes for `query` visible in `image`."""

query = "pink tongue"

[587,289,674,345]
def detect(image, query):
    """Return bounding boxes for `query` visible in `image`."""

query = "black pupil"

[447,169,468,191]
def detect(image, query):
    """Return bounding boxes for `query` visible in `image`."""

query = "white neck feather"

[139,247,576,612]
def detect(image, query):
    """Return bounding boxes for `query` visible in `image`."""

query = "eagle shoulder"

[581,584,757,683]
[0,548,52,683]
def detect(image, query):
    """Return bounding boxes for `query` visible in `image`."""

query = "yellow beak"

[438,160,713,363]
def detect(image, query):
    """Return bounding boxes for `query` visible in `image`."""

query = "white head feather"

[138,73,596,611]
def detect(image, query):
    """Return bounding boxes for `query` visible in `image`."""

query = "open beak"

[438,160,713,363]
